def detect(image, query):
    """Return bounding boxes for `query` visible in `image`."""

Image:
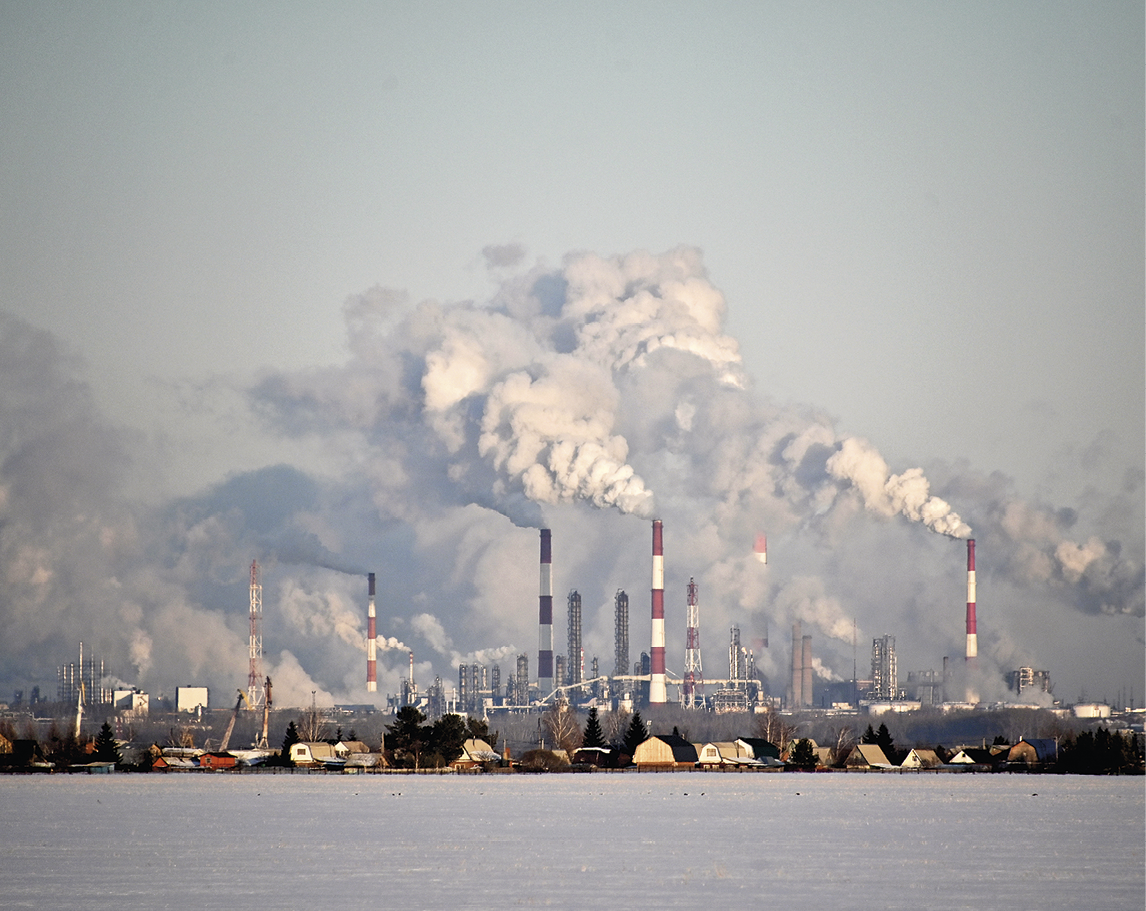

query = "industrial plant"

[11,517,1133,768]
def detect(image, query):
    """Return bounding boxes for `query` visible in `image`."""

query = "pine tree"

[623,711,649,757]
[790,738,816,769]
[861,724,877,744]
[93,721,121,765]
[582,707,606,749]
[279,720,300,766]
[875,722,894,754]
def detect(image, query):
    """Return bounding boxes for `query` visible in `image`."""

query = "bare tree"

[542,700,582,755]
[604,706,631,745]
[754,707,798,750]
[830,724,857,766]
[298,705,328,742]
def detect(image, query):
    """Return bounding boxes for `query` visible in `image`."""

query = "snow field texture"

[3,773,1142,910]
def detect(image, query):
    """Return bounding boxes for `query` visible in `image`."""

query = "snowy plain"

[3,772,1142,910]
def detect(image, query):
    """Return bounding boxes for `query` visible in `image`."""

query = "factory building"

[176,686,209,713]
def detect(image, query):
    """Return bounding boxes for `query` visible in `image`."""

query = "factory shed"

[844,744,894,769]
[900,749,943,770]
[1007,739,1058,768]
[633,734,698,770]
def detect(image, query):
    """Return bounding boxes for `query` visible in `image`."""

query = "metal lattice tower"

[515,653,529,706]
[871,634,897,701]
[247,560,264,709]
[682,578,703,708]
[730,625,746,681]
[613,590,629,678]
[567,590,582,687]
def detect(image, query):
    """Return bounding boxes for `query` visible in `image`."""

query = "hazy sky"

[1,3,1141,707]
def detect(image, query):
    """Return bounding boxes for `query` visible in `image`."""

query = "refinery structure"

[365,524,1051,721]
[28,523,1080,726]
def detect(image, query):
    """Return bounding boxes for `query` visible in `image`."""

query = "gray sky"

[1,2,1141,707]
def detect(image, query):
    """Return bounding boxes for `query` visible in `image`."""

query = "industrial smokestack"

[965,539,977,661]
[789,621,802,708]
[801,635,813,708]
[366,572,377,693]
[754,532,767,564]
[538,529,554,699]
[650,519,667,704]
[965,538,978,703]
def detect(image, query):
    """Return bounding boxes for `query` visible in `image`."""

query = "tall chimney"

[965,539,977,661]
[538,529,554,699]
[789,621,802,708]
[801,635,813,708]
[965,538,978,703]
[649,519,667,704]
[366,572,377,692]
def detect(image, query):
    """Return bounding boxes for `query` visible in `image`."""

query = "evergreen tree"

[875,722,894,754]
[582,707,606,749]
[279,720,301,766]
[427,714,468,767]
[623,711,649,757]
[93,721,122,765]
[861,724,877,744]
[386,706,428,768]
[790,738,816,769]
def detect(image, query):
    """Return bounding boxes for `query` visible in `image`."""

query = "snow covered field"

[4,772,1142,910]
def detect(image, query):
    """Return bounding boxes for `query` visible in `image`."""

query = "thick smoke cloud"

[0,249,1141,708]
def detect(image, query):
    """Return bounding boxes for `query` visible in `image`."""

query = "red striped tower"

[965,539,977,662]
[366,572,377,692]
[538,529,554,698]
[965,539,978,702]
[650,519,667,704]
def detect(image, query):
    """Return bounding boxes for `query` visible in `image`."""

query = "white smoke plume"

[0,249,1140,709]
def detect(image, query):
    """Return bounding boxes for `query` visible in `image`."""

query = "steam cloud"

[0,249,1140,707]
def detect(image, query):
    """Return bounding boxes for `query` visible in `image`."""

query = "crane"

[255,676,272,749]
[217,689,250,753]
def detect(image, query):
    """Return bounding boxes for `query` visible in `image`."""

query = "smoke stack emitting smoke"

[0,250,1138,707]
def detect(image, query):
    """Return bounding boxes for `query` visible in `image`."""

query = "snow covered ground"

[4,772,1142,909]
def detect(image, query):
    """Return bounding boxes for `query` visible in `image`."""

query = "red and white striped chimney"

[650,519,667,704]
[965,539,977,662]
[366,572,377,692]
[538,529,554,698]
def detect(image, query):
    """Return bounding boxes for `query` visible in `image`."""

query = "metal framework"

[613,590,629,679]
[248,560,264,709]
[871,634,897,701]
[682,577,703,708]
[567,590,582,687]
